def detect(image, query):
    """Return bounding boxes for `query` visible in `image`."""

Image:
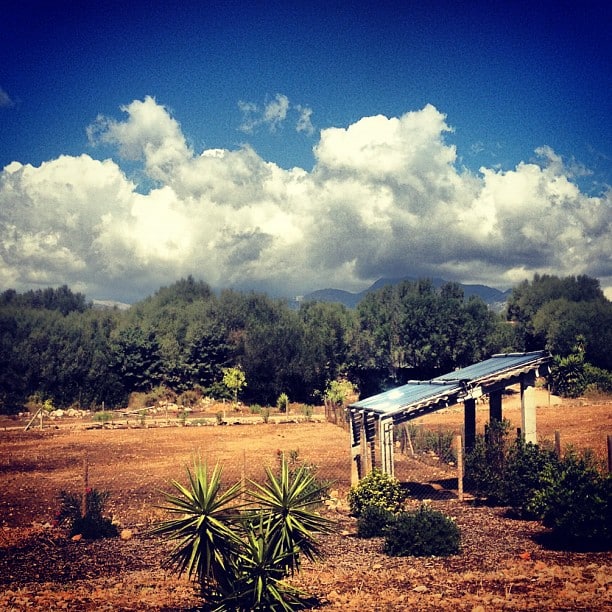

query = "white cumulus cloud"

[1,97,609,302]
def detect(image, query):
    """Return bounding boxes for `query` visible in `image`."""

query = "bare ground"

[0,391,610,610]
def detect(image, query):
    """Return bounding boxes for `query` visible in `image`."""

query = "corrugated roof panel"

[349,351,550,418]
[434,351,548,382]
[351,381,462,414]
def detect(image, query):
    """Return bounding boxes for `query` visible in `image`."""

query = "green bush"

[533,450,611,551]
[503,438,560,519]
[583,363,612,393]
[55,488,118,539]
[347,468,404,517]
[549,353,586,398]
[276,392,289,413]
[93,410,114,423]
[356,505,395,538]
[464,419,511,503]
[383,505,461,557]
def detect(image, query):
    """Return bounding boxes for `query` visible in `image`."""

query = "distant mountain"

[93,299,131,311]
[300,277,511,310]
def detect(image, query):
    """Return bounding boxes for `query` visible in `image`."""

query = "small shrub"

[534,450,611,550]
[356,505,395,538]
[301,404,314,420]
[178,389,201,408]
[276,392,289,413]
[465,419,511,503]
[347,468,404,517]
[250,403,262,414]
[549,352,586,398]
[55,488,118,539]
[262,407,271,423]
[383,505,460,557]
[93,410,114,423]
[583,363,612,394]
[503,438,559,518]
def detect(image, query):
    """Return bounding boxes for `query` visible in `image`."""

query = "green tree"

[223,366,247,408]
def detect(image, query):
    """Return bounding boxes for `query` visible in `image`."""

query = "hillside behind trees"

[0,274,610,414]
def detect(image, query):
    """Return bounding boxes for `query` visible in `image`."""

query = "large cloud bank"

[1,97,610,302]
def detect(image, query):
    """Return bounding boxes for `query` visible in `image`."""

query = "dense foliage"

[1,273,609,412]
[383,505,461,557]
[465,422,611,551]
[507,273,611,371]
[347,468,405,517]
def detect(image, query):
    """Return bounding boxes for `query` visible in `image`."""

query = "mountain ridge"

[300,276,512,309]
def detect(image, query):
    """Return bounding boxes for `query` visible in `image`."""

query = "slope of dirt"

[0,395,610,610]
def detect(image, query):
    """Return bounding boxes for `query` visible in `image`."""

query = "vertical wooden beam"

[454,434,464,502]
[379,419,395,477]
[349,412,361,485]
[489,390,503,422]
[360,414,372,475]
[464,398,476,451]
[521,371,537,444]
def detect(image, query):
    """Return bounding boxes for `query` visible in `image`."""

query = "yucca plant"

[150,461,244,597]
[218,516,313,611]
[247,457,335,575]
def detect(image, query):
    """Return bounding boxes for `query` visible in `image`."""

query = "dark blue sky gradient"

[1,0,610,190]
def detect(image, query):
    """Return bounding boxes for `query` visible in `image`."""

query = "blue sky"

[0,0,610,302]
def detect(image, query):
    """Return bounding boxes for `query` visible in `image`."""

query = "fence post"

[554,431,562,458]
[82,454,89,518]
[454,434,464,502]
[608,435,612,474]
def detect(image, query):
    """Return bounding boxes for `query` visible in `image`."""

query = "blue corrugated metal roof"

[435,351,549,383]
[349,351,549,418]
[352,380,462,413]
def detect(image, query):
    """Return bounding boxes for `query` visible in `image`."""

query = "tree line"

[0,274,610,414]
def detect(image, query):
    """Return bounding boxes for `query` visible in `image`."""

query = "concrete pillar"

[521,372,537,444]
[489,390,502,422]
[464,398,476,451]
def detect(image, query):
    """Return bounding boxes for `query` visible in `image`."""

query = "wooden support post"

[554,430,561,458]
[521,372,537,444]
[349,412,361,485]
[454,434,464,502]
[379,419,395,477]
[360,416,371,475]
[464,398,476,451]
[489,390,502,422]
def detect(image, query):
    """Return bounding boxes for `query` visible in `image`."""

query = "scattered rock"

[120,529,133,541]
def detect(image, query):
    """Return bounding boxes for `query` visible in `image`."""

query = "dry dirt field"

[0,390,610,611]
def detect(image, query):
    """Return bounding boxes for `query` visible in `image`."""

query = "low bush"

[503,438,560,519]
[583,363,612,394]
[55,488,118,539]
[347,469,405,517]
[464,419,511,503]
[383,505,460,557]
[533,450,611,551]
[356,505,395,538]
[276,392,289,413]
